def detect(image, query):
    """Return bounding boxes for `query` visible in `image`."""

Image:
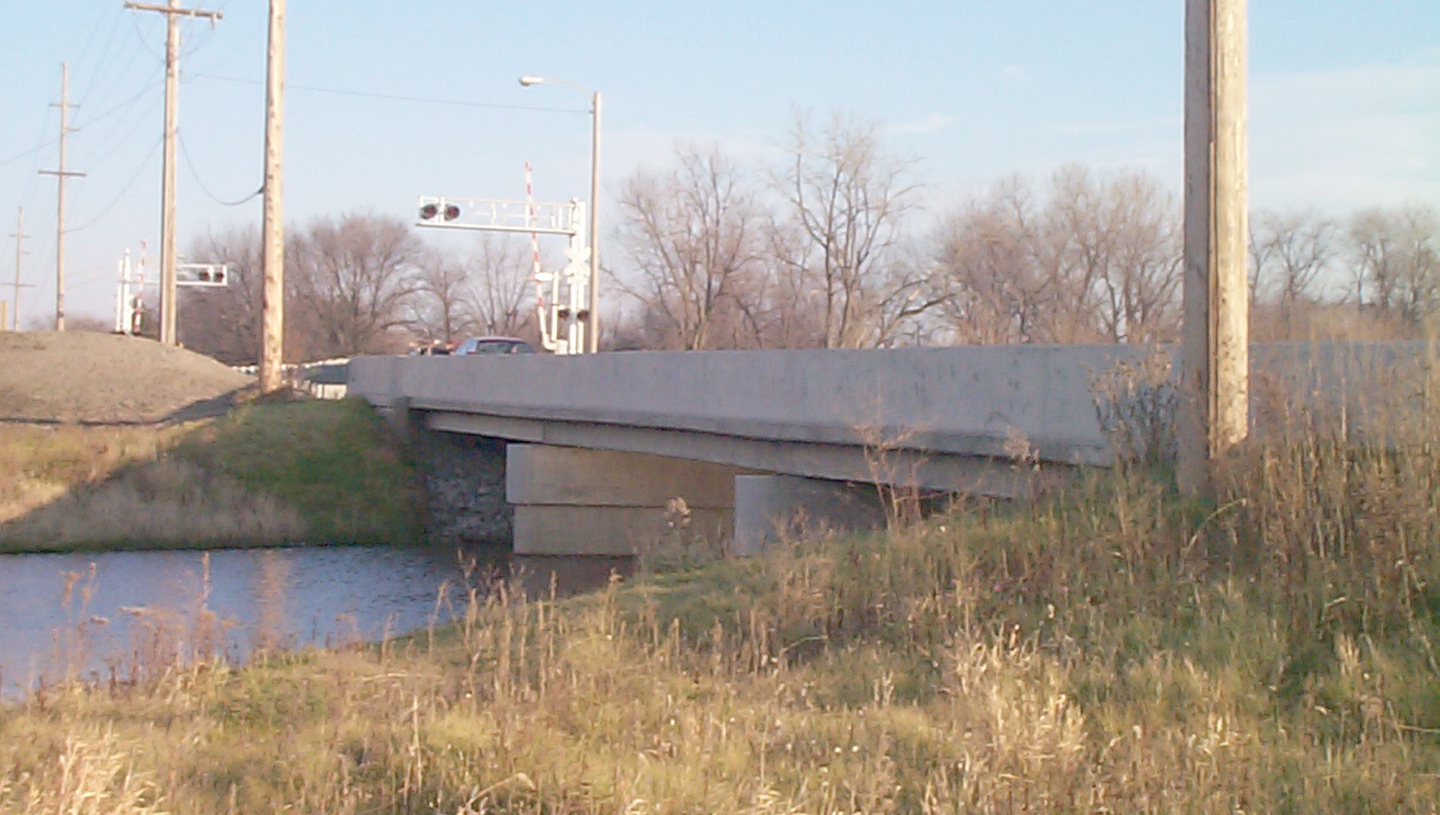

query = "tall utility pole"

[1178,0,1250,496]
[8,207,33,331]
[39,63,85,332]
[259,0,286,393]
[125,1,222,346]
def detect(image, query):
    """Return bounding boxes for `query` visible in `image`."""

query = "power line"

[72,71,164,132]
[70,80,164,172]
[71,3,130,107]
[0,106,57,170]
[191,72,589,115]
[0,140,57,170]
[188,2,265,77]
[129,12,167,64]
[76,14,153,117]
[179,132,260,206]
[67,136,163,234]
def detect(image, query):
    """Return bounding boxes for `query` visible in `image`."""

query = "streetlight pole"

[520,76,601,352]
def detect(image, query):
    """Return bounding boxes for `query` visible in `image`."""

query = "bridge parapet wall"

[351,341,1435,478]
[350,345,1145,467]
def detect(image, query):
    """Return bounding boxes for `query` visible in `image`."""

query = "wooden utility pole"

[259,0,286,393]
[8,207,33,332]
[125,1,222,346]
[1178,0,1250,495]
[39,63,85,332]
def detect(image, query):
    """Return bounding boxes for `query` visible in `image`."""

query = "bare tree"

[460,235,535,340]
[180,225,263,365]
[773,110,922,349]
[614,144,765,350]
[289,212,424,358]
[1085,170,1182,344]
[1040,164,1110,342]
[931,167,1181,346]
[409,247,470,345]
[1348,204,1440,328]
[1250,209,1336,306]
[931,176,1056,344]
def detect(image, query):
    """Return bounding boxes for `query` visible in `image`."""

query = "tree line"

[173,111,1439,365]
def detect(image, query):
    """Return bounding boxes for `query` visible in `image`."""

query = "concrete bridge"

[348,342,1426,556]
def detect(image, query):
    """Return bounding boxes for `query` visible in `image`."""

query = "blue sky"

[1,0,1436,327]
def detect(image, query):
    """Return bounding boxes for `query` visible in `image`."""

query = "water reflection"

[0,545,631,699]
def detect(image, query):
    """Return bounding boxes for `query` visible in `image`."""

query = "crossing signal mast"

[114,248,228,336]
[414,173,591,355]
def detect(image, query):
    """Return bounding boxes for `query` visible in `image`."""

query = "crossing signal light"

[419,202,439,220]
[197,269,212,282]
[213,269,226,285]
[443,203,460,221]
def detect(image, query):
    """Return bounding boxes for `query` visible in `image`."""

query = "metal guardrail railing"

[232,358,350,399]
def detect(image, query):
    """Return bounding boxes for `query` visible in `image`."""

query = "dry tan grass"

[0,424,186,526]
[2,458,306,551]
[0,726,165,815]
[4,454,1438,815]
[4,351,1439,812]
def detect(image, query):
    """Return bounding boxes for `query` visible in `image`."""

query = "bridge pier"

[384,396,415,437]
[505,444,890,557]
[506,444,742,556]
[732,474,887,556]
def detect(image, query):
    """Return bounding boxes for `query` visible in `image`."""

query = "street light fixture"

[520,74,601,353]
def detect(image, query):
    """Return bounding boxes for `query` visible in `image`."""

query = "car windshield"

[464,339,534,354]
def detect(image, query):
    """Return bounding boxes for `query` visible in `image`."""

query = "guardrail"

[233,358,350,399]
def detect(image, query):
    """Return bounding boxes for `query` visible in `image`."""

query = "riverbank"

[3,440,1439,811]
[0,398,425,552]
[0,331,427,552]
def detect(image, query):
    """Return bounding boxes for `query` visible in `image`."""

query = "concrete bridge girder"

[423,409,1054,498]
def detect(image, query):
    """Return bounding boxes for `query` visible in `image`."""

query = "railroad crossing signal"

[414,193,590,355]
[177,263,228,287]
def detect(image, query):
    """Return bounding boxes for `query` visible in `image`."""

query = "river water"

[0,545,628,700]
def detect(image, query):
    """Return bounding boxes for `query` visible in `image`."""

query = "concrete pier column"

[506,444,743,556]
[384,396,414,437]
[733,474,886,556]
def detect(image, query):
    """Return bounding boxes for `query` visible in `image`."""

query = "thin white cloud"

[1000,64,1030,83]
[1049,116,1179,138]
[1250,60,1440,210]
[883,112,959,137]
[605,126,782,180]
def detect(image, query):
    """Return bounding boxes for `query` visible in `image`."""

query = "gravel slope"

[0,331,255,424]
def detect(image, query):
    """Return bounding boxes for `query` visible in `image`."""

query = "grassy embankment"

[3,398,1439,812]
[0,397,424,552]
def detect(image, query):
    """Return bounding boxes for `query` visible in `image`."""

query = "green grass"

[174,397,426,545]
[0,398,424,552]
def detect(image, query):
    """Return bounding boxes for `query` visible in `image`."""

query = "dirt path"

[0,331,255,425]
